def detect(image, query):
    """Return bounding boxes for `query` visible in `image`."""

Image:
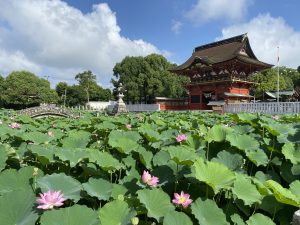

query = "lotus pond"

[0,111,300,225]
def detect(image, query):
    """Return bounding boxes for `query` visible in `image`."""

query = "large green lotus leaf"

[111,184,128,200]
[37,173,82,202]
[137,188,174,221]
[62,130,91,148]
[234,125,255,135]
[251,173,271,196]
[22,131,50,144]
[82,178,112,201]
[191,158,236,194]
[108,130,142,154]
[164,146,197,166]
[40,204,99,225]
[266,180,300,207]
[95,121,117,130]
[291,164,300,175]
[232,174,262,206]
[89,150,122,171]
[280,161,300,183]
[289,180,300,200]
[0,166,39,195]
[0,145,8,171]
[27,144,56,164]
[0,125,20,138]
[160,129,179,141]
[99,200,136,225]
[236,113,258,124]
[257,196,283,215]
[246,213,276,225]
[55,148,89,167]
[282,142,300,164]
[206,124,232,143]
[138,124,161,142]
[262,121,296,137]
[212,150,244,171]
[245,148,269,166]
[138,147,153,168]
[230,213,246,225]
[226,133,259,151]
[153,151,171,166]
[191,198,229,225]
[0,189,39,225]
[163,211,193,225]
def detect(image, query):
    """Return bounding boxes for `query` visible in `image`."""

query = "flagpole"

[277,46,279,104]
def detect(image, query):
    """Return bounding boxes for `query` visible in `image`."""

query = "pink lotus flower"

[47,131,54,137]
[142,170,159,187]
[172,191,193,208]
[126,124,132,130]
[8,122,21,129]
[36,190,65,210]
[272,115,279,120]
[176,134,187,142]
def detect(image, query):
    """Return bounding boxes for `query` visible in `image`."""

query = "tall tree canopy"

[0,75,4,107]
[75,70,97,103]
[55,71,112,107]
[248,67,297,99]
[1,71,58,109]
[112,54,190,103]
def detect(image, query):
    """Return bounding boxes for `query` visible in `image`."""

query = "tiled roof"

[171,34,273,71]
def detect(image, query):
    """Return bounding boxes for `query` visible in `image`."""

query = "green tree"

[0,75,4,107]
[55,82,68,106]
[65,85,87,106]
[2,71,58,109]
[279,67,300,87]
[112,54,189,103]
[75,70,97,103]
[249,67,294,100]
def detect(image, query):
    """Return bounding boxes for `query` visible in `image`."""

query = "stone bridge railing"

[18,104,77,118]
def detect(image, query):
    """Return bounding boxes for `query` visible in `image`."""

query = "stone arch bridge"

[18,104,77,118]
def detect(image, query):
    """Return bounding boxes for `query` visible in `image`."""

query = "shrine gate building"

[170,34,273,110]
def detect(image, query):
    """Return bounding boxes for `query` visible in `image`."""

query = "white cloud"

[220,14,300,68]
[0,0,161,85]
[171,20,183,34]
[186,0,252,24]
[0,49,41,74]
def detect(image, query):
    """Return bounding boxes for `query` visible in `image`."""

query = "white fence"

[126,104,160,112]
[69,103,160,112]
[224,102,300,114]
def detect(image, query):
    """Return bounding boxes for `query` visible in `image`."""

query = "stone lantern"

[112,83,128,115]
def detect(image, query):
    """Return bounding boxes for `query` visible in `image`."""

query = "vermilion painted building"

[170,34,273,110]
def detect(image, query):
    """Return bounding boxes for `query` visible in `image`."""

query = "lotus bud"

[33,168,39,177]
[118,194,124,201]
[131,217,139,225]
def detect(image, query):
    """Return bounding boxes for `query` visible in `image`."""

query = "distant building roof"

[224,92,253,98]
[265,90,296,98]
[171,34,273,72]
[207,101,225,106]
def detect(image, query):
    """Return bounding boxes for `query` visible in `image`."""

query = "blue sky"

[0,0,299,88]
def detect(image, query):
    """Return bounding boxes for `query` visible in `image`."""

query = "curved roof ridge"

[194,33,247,52]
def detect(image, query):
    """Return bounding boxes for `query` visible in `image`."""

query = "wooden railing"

[224,102,300,114]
